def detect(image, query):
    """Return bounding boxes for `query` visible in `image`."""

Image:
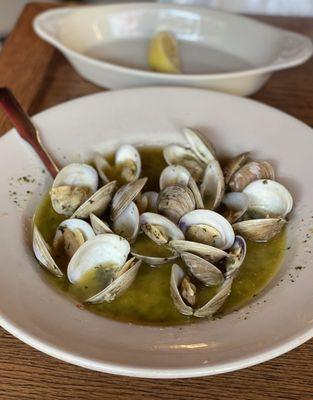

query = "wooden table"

[0,3,313,399]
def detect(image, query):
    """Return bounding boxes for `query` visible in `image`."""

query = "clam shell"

[223,152,249,185]
[111,177,147,220]
[113,201,139,243]
[233,218,286,242]
[53,163,98,193]
[93,153,111,184]
[188,177,204,209]
[136,191,158,214]
[130,251,178,266]
[181,252,224,286]
[229,161,275,192]
[67,234,130,283]
[86,258,141,304]
[140,212,184,244]
[170,264,193,316]
[222,192,249,224]
[179,210,235,250]
[33,225,63,277]
[163,145,204,182]
[115,144,141,183]
[50,186,90,216]
[72,181,117,219]
[200,160,225,210]
[157,185,195,224]
[243,179,293,218]
[224,235,246,278]
[53,219,95,249]
[184,128,216,164]
[194,277,233,318]
[185,224,221,247]
[90,213,113,234]
[159,165,190,190]
[169,240,228,262]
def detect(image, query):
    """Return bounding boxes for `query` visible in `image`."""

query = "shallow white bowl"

[33,3,313,96]
[0,88,313,378]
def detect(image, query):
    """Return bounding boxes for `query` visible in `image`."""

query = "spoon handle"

[0,87,59,178]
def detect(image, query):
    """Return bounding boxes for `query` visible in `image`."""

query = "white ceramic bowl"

[33,3,313,96]
[0,88,313,378]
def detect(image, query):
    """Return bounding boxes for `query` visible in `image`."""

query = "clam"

[224,235,246,278]
[170,264,233,317]
[90,213,113,234]
[179,210,235,250]
[233,218,286,242]
[223,152,249,185]
[183,128,216,163]
[181,252,224,286]
[157,185,195,223]
[222,192,249,224]
[160,165,203,209]
[200,160,225,210]
[130,251,178,266]
[33,225,63,277]
[169,240,228,263]
[86,258,141,304]
[67,234,130,284]
[53,219,95,258]
[72,180,117,219]
[113,201,139,243]
[136,191,158,214]
[111,177,147,220]
[243,179,293,218]
[93,153,112,184]
[140,212,184,245]
[50,163,99,216]
[163,145,205,182]
[229,161,275,192]
[115,144,141,183]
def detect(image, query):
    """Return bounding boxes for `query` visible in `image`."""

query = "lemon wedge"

[148,31,181,74]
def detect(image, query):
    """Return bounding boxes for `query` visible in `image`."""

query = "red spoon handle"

[0,87,59,178]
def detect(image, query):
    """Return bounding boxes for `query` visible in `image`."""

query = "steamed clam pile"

[33,128,293,319]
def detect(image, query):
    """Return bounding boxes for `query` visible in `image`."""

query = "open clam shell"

[51,163,99,216]
[224,235,246,278]
[93,153,111,184]
[72,180,117,219]
[181,252,224,286]
[170,264,194,316]
[90,213,113,234]
[111,177,147,220]
[163,145,205,182]
[113,201,139,243]
[243,179,293,218]
[184,128,216,164]
[179,210,235,250]
[233,218,286,242]
[130,251,178,266]
[229,161,275,192]
[223,152,250,185]
[115,144,141,183]
[193,277,233,318]
[86,258,141,304]
[136,191,158,214]
[200,160,225,210]
[140,212,184,244]
[157,185,195,224]
[53,218,95,257]
[222,192,249,224]
[169,240,228,263]
[67,234,130,283]
[33,225,63,277]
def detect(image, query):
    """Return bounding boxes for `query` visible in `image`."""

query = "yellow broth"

[34,146,286,325]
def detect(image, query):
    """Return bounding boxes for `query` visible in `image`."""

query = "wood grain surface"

[0,3,313,399]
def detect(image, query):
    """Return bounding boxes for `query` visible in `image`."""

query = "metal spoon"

[0,87,59,177]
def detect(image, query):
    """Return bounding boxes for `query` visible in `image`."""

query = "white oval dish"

[0,88,313,378]
[33,3,313,96]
